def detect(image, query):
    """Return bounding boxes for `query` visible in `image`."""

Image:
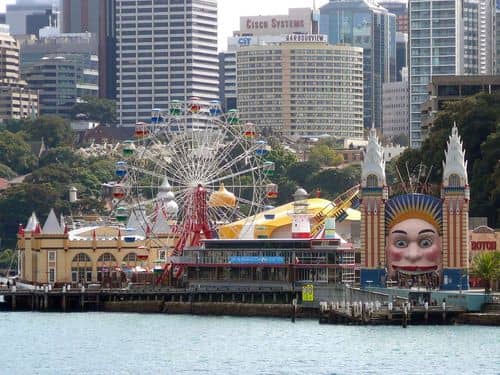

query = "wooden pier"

[319,300,466,326]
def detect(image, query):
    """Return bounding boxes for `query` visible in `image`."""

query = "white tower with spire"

[441,123,469,287]
[360,126,388,277]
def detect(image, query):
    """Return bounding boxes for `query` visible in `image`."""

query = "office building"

[379,0,409,33]
[24,53,98,117]
[320,0,397,130]
[382,70,408,141]
[495,1,500,73]
[420,75,500,136]
[61,0,100,34]
[237,36,364,139]
[115,0,218,127]
[396,32,407,81]
[220,8,317,113]
[408,0,485,147]
[20,31,98,70]
[0,24,38,121]
[5,1,58,36]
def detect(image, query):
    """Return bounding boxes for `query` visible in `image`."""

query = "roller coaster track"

[310,185,360,239]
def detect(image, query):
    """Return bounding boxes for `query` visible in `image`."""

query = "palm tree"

[471,251,500,293]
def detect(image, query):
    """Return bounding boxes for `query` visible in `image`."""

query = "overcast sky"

[1,0,329,50]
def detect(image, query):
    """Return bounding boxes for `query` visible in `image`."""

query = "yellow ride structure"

[218,185,360,239]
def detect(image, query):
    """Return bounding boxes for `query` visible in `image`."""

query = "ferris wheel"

[110,98,277,260]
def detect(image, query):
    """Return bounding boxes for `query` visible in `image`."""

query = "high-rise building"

[220,8,317,113]
[320,0,397,130]
[24,53,98,117]
[98,0,116,100]
[396,32,407,81]
[114,0,218,127]
[20,31,98,70]
[379,0,409,33]
[0,24,38,121]
[237,36,364,139]
[61,0,100,34]
[497,3,500,73]
[5,1,58,36]
[382,68,408,141]
[408,0,485,147]
[477,0,495,74]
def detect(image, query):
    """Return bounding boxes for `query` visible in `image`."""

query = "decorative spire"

[42,209,64,234]
[361,125,386,188]
[442,123,468,187]
[25,212,39,232]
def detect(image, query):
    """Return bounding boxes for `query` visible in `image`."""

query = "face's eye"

[419,238,433,248]
[394,239,407,248]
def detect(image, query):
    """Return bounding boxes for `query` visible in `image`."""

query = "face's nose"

[404,242,422,262]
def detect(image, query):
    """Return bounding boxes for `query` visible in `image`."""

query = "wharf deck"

[319,303,466,325]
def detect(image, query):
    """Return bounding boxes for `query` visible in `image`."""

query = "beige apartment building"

[237,35,364,139]
[0,24,38,121]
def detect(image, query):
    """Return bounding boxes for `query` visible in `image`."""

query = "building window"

[73,253,91,262]
[98,253,117,262]
[366,174,379,188]
[49,268,55,283]
[448,174,461,187]
[123,253,137,262]
[159,250,166,260]
[48,251,56,261]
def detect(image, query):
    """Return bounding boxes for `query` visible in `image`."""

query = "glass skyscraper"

[320,0,397,130]
[408,0,483,147]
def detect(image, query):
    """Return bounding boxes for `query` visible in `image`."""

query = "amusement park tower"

[359,126,388,284]
[440,124,470,290]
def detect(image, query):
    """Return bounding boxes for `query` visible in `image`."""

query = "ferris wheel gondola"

[110,99,274,282]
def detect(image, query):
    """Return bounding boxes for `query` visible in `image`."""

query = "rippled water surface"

[0,312,498,374]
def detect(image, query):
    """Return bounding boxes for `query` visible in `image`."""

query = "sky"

[1,0,330,51]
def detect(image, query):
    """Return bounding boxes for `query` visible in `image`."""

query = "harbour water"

[0,312,498,375]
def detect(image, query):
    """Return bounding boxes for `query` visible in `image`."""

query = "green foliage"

[0,248,16,270]
[0,163,17,179]
[0,130,37,174]
[308,144,343,167]
[0,184,62,248]
[307,165,361,200]
[23,115,74,148]
[38,147,81,168]
[471,251,500,293]
[392,133,409,147]
[395,91,500,227]
[71,96,117,125]
[286,161,321,187]
[266,145,298,179]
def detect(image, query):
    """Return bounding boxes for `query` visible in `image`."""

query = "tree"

[0,163,17,179]
[266,146,298,179]
[392,133,409,147]
[308,144,343,167]
[0,183,62,248]
[24,115,74,148]
[395,91,500,227]
[471,251,500,293]
[286,161,321,187]
[71,96,117,125]
[0,130,38,174]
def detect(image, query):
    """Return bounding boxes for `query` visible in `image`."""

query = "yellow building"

[18,210,175,286]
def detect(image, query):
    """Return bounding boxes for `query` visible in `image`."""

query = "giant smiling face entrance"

[385,194,443,288]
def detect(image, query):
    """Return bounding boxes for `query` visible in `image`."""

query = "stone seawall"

[104,300,317,318]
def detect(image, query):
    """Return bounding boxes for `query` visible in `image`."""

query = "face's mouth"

[392,265,438,275]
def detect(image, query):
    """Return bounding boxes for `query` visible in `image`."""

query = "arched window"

[123,253,137,262]
[448,174,461,187]
[366,174,378,188]
[98,253,116,262]
[72,253,91,262]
